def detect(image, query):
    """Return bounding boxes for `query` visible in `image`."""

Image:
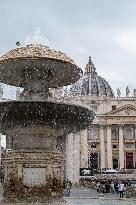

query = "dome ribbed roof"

[70,57,114,98]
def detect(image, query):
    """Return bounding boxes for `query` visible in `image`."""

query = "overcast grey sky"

[1,0,136,96]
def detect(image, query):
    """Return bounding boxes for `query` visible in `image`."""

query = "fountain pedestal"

[4,150,64,198]
[3,124,64,198]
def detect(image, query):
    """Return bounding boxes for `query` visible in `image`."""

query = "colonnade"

[99,125,124,169]
[65,130,88,182]
[65,124,129,182]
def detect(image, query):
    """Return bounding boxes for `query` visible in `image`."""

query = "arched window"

[111,129,118,140]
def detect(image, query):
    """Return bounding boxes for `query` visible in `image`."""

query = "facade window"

[124,127,134,140]
[88,127,98,140]
[91,144,96,148]
[88,153,98,170]
[113,144,117,149]
[113,159,118,169]
[56,136,63,152]
[112,105,116,111]
[111,129,118,140]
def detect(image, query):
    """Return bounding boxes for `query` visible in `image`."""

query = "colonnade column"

[134,125,136,169]
[73,132,80,182]
[106,125,113,169]
[0,133,1,165]
[80,129,88,168]
[66,133,74,181]
[99,125,105,169]
[135,125,136,141]
[119,125,124,169]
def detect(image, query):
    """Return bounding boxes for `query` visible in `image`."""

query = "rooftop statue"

[133,89,136,98]
[117,88,121,97]
[126,86,130,97]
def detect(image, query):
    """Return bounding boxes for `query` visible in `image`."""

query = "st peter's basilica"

[54,56,136,182]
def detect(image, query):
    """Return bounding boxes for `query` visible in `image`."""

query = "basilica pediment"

[103,104,136,117]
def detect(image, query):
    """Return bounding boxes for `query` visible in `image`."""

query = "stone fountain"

[0,44,94,200]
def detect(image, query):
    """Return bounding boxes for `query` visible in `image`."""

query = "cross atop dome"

[85,56,96,74]
[89,56,93,64]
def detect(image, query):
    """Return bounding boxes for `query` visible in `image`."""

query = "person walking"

[114,180,119,194]
[105,181,110,193]
[110,181,115,193]
[64,179,72,197]
[118,181,124,198]
[97,182,100,193]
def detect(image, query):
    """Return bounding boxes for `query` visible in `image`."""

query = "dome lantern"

[85,56,96,74]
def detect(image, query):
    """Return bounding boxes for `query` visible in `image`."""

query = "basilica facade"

[55,57,136,182]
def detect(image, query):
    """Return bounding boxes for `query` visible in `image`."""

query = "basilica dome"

[70,57,114,98]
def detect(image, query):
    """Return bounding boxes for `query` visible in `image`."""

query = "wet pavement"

[66,199,136,205]
[0,185,135,204]
[70,186,117,198]
[66,187,136,205]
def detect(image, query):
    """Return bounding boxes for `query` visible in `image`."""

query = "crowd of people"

[96,180,130,198]
[67,177,136,198]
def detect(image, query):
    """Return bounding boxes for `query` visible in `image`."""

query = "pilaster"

[73,132,80,182]
[119,125,124,169]
[66,133,74,181]
[106,125,113,169]
[80,129,88,168]
[0,133,1,165]
[99,125,106,169]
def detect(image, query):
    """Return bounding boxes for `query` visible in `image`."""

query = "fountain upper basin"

[0,100,95,134]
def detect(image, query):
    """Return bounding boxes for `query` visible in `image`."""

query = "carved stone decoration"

[125,106,131,115]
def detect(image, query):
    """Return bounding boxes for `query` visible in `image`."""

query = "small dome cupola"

[85,56,96,74]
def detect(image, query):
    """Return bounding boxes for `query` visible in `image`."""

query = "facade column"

[80,129,88,168]
[99,125,105,169]
[66,133,74,182]
[135,125,136,140]
[106,125,113,169]
[73,132,80,182]
[134,125,136,169]
[119,125,124,169]
[0,133,1,165]
[18,165,22,179]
